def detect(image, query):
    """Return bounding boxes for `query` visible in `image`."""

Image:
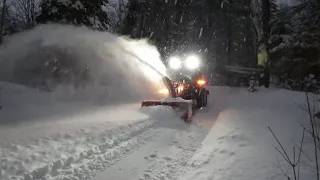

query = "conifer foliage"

[36,0,110,31]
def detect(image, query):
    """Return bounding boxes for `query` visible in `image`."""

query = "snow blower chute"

[141,76,194,122]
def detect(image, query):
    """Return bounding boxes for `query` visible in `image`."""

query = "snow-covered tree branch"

[11,0,40,29]
[106,0,126,33]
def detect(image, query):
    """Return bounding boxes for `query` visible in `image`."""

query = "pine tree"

[0,0,14,36]
[189,0,257,68]
[36,0,110,31]
[120,0,257,70]
[267,0,320,79]
[269,3,292,68]
[227,0,256,67]
[124,0,196,59]
[121,0,141,37]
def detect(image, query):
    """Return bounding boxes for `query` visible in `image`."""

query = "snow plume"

[0,24,167,124]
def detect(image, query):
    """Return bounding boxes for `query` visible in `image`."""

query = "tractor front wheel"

[203,92,208,107]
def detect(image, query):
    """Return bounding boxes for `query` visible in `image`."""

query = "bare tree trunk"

[139,9,145,38]
[107,0,126,33]
[226,16,232,65]
[250,0,270,87]
[164,1,170,51]
[250,0,262,43]
[220,1,232,66]
[261,0,270,59]
[250,0,261,67]
[0,85,2,109]
[261,0,270,88]
[12,0,39,29]
[0,0,7,44]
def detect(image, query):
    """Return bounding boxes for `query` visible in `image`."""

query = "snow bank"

[180,86,316,180]
[0,24,168,124]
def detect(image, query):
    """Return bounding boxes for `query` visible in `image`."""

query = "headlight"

[177,84,184,94]
[185,55,200,70]
[168,57,181,69]
[158,88,169,94]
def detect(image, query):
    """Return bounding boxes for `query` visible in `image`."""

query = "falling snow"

[199,28,203,39]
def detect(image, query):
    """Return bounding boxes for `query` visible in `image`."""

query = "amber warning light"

[196,79,206,86]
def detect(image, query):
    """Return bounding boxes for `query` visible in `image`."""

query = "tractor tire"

[195,97,202,108]
[196,91,207,108]
[203,92,208,107]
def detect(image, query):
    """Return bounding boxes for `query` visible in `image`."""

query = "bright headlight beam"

[168,57,181,69]
[185,55,200,70]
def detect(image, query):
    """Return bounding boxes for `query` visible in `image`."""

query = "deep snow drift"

[0,24,167,124]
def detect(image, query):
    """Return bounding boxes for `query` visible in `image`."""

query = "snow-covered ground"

[0,24,317,180]
[180,87,313,180]
[1,85,315,180]
[92,86,314,180]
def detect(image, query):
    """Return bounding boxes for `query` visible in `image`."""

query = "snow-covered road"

[1,86,315,180]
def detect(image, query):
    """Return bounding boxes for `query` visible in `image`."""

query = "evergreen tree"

[121,0,141,37]
[226,0,256,67]
[121,0,257,71]
[269,4,292,69]
[204,0,256,67]
[271,0,320,79]
[36,0,110,31]
[123,0,196,59]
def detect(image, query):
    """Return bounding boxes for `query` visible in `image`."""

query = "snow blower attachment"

[141,76,194,122]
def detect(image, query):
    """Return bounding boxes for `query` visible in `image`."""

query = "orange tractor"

[141,75,209,122]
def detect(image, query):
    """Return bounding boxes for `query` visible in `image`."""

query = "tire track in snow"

[0,118,160,180]
[136,126,213,180]
[53,126,164,180]
[89,108,214,180]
